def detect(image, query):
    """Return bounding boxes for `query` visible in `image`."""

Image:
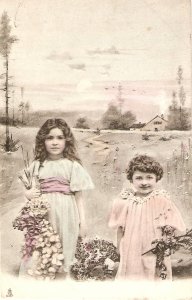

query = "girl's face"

[45,128,66,159]
[132,170,157,197]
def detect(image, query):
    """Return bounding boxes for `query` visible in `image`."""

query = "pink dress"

[108,189,186,281]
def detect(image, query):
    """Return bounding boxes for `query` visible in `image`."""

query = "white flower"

[55,236,60,242]
[50,235,56,242]
[27,269,34,276]
[48,267,56,273]
[51,246,57,253]
[47,248,52,254]
[42,258,49,264]
[35,270,42,276]
[73,257,78,264]
[32,250,40,258]
[57,254,64,260]
[52,258,57,265]
[104,258,115,270]
[55,242,62,249]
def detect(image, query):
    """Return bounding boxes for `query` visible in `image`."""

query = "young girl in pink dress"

[19,118,94,278]
[108,155,186,281]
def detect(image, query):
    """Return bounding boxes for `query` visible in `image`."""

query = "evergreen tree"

[102,104,121,129]
[25,101,30,123]
[75,117,89,129]
[167,67,190,130]
[120,111,136,130]
[102,104,136,130]
[167,105,190,130]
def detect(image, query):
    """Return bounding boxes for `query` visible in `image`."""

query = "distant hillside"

[27,110,79,127]
[0,109,104,129]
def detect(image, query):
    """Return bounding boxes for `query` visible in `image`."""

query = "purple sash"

[40,177,73,195]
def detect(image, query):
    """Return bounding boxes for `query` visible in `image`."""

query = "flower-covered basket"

[13,168,65,280]
[70,237,120,281]
[13,196,65,280]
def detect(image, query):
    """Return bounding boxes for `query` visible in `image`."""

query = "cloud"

[87,46,120,55]
[87,46,143,56]
[102,64,111,71]
[68,63,86,71]
[47,52,73,61]
[100,64,111,75]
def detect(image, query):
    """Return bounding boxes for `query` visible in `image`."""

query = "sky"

[0,0,191,121]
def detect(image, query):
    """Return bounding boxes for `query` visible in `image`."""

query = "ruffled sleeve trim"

[108,197,128,229]
[70,161,94,192]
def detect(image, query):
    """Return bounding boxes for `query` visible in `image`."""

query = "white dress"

[19,158,94,277]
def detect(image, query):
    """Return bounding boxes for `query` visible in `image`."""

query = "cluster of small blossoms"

[149,226,192,280]
[13,196,64,280]
[70,237,119,281]
[149,226,177,279]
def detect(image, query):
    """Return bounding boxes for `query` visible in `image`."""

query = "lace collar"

[120,189,169,204]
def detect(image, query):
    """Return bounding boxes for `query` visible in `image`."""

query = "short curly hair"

[126,155,163,182]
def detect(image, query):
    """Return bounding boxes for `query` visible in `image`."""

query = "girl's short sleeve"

[108,197,128,229]
[70,161,94,192]
[155,194,186,233]
[164,201,186,233]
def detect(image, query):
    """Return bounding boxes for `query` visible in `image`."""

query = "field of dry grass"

[0,125,192,280]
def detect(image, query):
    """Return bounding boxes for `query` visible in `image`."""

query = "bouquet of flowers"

[13,169,64,280]
[70,237,120,281]
[142,225,192,280]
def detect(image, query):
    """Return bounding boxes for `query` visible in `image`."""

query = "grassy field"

[0,125,192,279]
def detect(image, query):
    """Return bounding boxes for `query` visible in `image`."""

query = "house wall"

[141,116,167,131]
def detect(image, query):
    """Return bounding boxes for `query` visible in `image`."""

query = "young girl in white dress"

[19,118,94,278]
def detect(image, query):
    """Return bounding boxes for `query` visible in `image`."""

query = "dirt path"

[83,134,111,163]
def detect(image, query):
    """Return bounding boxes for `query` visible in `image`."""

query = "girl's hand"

[25,188,41,200]
[79,222,87,238]
[116,226,124,254]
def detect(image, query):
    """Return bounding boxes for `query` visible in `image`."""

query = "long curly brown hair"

[34,118,81,164]
[126,155,163,182]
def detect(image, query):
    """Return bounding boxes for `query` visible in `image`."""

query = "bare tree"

[12,90,15,125]
[117,83,124,113]
[0,11,18,151]
[18,101,25,124]
[177,65,183,85]
[25,101,30,123]
[177,66,187,128]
